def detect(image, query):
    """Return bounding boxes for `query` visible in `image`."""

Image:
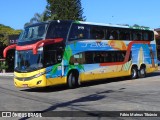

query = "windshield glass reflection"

[15,48,43,72]
[19,24,48,42]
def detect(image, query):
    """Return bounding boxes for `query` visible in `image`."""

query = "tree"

[133,24,140,27]
[24,0,86,27]
[0,24,21,45]
[132,24,150,30]
[24,10,48,27]
[45,0,86,21]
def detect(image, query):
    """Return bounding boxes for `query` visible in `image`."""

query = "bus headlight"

[37,80,42,85]
[34,72,45,78]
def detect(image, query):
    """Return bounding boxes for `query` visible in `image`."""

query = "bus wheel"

[130,67,138,79]
[138,67,146,78]
[67,72,77,88]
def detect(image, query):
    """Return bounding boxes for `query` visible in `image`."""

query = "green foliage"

[46,0,86,21]
[0,24,22,45]
[130,24,150,30]
[0,60,8,70]
[24,0,86,27]
[24,11,48,27]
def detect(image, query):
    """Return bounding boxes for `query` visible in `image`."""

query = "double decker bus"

[3,20,158,88]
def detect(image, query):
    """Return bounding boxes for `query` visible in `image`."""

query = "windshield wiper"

[14,68,28,73]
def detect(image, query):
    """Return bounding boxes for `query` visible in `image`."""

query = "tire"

[130,67,138,79]
[138,67,146,78]
[67,72,78,88]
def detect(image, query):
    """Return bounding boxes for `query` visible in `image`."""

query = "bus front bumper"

[14,69,47,88]
[14,75,47,88]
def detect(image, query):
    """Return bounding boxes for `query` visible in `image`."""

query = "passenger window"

[126,32,131,40]
[85,52,94,64]
[107,30,118,40]
[106,30,111,40]
[148,31,154,41]
[70,53,85,65]
[90,26,105,39]
[119,31,125,40]
[72,51,128,64]
[137,33,142,40]
[143,32,148,40]
[69,24,90,41]
[133,32,138,40]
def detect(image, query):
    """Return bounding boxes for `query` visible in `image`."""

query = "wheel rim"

[139,68,146,77]
[71,75,76,85]
[68,73,76,88]
[132,69,136,78]
[140,68,145,75]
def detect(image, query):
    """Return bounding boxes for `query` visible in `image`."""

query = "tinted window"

[46,21,71,40]
[142,32,149,40]
[106,28,118,40]
[89,51,126,63]
[70,53,85,65]
[119,29,131,40]
[69,23,90,41]
[148,31,154,40]
[69,51,128,64]
[90,26,105,39]
[44,44,64,67]
[69,23,154,41]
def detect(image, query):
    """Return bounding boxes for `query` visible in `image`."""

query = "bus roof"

[75,21,153,31]
[25,20,153,31]
[25,20,73,28]
[25,21,49,28]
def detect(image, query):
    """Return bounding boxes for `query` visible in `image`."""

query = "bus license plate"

[23,84,28,87]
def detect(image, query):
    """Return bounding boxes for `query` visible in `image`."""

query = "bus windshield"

[15,47,43,72]
[19,23,48,42]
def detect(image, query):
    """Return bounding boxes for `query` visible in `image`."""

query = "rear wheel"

[130,67,138,79]
[138,67,146,78]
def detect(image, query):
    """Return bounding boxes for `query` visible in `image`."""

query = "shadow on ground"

[19,89,121,119]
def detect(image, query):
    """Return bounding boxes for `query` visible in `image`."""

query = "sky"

[0,0,160,30]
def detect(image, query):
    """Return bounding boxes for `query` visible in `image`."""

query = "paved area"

[0,73,14,76]
[0,71,160,119]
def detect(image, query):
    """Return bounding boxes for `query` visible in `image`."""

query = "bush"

[0,60,8,71]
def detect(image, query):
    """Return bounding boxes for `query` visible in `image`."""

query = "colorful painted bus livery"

[3,20,158,88]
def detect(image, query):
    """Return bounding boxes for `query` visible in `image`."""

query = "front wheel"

[130,67,138,79]
[67,72,79,88]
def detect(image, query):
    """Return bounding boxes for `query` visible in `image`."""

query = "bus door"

[45,48,64,78]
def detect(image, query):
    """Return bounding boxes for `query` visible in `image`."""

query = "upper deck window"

[46,21,71,40]
[69,23,90,41]
[68,22,154,41]
[90,26,105,39]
